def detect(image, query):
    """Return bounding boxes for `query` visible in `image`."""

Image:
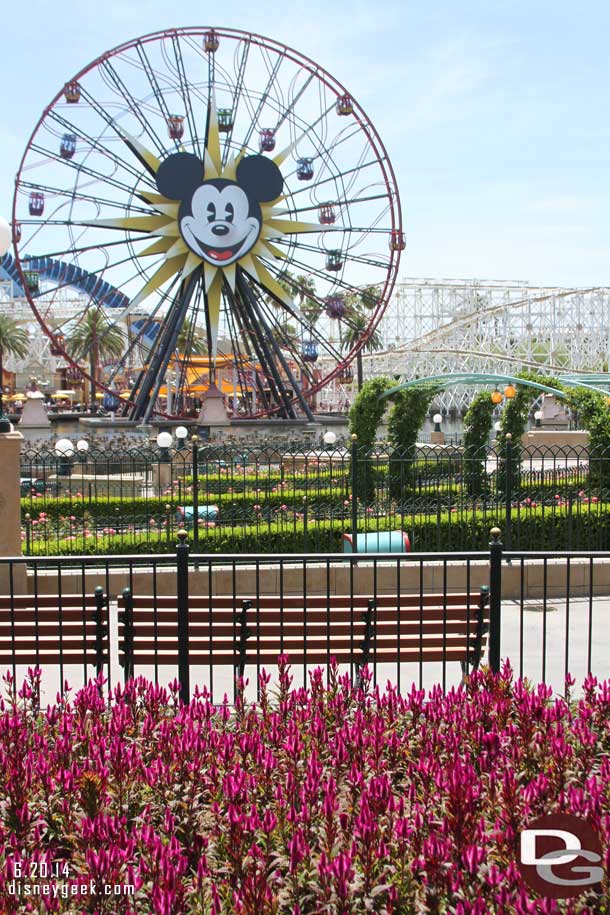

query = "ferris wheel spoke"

[278,192,390,219]
[28,142,152,198]
[272,238,389,271]
[219,39,250,166]
[238,51,284,153]
[99,60,168,156]
[286,158,385,200]
[224,280,288,415]
[18,179,152,216]
[25,247,161,305]
[133,42,177,137]
[169,33,202,158]
[246,268,343,362]
[274,71,315,132]
[24,236,136,262]
[258,252,361,299]
[46,109,154,187]
[236,270,312,419]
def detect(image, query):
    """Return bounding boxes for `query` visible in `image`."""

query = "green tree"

[0,315,29,416]
[176,318,208,357]
[66,309,125,411]
[294,274,321,325]
[462,392,496,496]
[341,307,383,390]
[387,386,438,499]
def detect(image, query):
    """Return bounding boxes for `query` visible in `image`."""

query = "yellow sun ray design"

[85,103,324,366]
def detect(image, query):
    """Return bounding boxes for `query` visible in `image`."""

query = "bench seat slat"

[122,607,483,625]
[120,593,481,609]
[0,597,97,608]
[127,634,487,652]
[0,611,105,625]
[125,647,479,665]
[0,626,104,638]
[119,620,485,638]
[0,653,108,664]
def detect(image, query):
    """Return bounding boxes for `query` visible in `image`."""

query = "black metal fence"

[1,535,609,702]
[19,438,610,555]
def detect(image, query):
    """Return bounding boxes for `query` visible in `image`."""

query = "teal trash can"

[176,505,219,525]
[343,531,411,553]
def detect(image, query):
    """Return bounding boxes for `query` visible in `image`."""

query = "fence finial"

[350,433,358,441]
[177,529,188,544]
[490,526,502,542]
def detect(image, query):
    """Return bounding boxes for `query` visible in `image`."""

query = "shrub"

[26,501,610,555]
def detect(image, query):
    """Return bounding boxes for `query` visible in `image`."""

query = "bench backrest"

[0,591,109,669]
[117,589,489,678]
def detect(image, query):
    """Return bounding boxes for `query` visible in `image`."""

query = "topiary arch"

[348,377,438,502]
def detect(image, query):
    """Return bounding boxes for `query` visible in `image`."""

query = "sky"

[1,0,609,288]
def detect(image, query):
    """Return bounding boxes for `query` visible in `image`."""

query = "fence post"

[118,587,134,682]
[165,503,172,547]
[191,435,199,548]
[350,433,358,553]
[93,585,108,679]
[0,429,26,593]
[504,434,513,551]
[24,514,31,555]
[488,526,503,673]
[176,529,190,704]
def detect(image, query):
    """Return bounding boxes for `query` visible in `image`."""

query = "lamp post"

[431,412,445,445]
[156,430,173,462]
[175,426,189,450]
[155,431,173,496]
[323,429,337,451]
[76,439,89,462]
[55,438,75,477]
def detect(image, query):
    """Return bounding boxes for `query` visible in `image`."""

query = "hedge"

[26,502,610,555]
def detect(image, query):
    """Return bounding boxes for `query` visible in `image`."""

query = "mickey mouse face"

[155,152,283,268]
[181,180,259,265]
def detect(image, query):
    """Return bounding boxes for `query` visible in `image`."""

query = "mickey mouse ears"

[155,152,204,201]
[155,151,283,203]
[236,156,283,203]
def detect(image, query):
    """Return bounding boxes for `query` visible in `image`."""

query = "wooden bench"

[0,588,109,674]
[118,588,489,686]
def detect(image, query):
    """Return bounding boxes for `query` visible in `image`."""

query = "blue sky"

[2,0,608,287]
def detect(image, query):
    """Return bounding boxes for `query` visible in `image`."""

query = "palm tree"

[294,274,321,325]
[0,315,29,417]
[271,321,300,351]
[65,309,125,411]
[176,318,208,358]
[174,318,208,408]
[341,308,383,390]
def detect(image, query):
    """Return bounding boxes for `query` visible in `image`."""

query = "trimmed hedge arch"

[462,392,496,497]
[348,378,437,502]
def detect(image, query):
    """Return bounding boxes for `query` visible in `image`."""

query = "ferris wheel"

[11,27,404,421]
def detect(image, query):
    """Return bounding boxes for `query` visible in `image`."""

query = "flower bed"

[0,663,609,913]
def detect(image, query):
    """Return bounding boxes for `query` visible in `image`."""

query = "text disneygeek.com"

[7,880,135,900]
